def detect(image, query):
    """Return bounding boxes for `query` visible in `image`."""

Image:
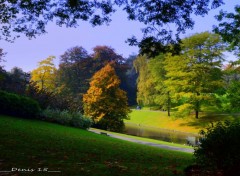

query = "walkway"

[89,128,194,153]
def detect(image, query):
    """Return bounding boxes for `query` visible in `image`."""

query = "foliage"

[5,67,30,95]
[57,45,133,112]
[83,64,130,132]
[0,48,6,65]
[227,81,240,111]
[124,55,138,106]
[92,45,124,70]
[1,0,224,56]
[220,59,240,112]
[26,81,54,109]
[148,54,172,116]
[31,56,57,92]
[214,5,240,57]
[194,120,240,176]
[0,0,114,41]
[41,108,92,130]
[57,46,92,111]
[0,66,30,96]
[214,93,231,112]
[0,90,41,118]
[92,46,134,106]
[164,32,225,118]
[134,55,157,106]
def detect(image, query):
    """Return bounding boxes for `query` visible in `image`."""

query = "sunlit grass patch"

[126,109,239,134]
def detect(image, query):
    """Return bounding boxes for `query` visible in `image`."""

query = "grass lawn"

[0,115,193,176]
[126,109,239,134]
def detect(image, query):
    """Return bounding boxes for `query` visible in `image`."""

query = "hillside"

[0,115,193,176]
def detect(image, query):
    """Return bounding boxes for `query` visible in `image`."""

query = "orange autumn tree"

[83,63,130,132]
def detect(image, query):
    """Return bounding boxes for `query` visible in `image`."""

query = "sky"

[0,1,238,72]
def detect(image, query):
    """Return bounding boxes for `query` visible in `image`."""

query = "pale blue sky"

[0,1,238,72]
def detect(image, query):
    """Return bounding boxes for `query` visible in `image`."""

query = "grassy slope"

[0,115,193,176]
[126,109,238,134]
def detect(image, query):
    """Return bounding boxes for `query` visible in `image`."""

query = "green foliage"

[194,120,240,176]
[126,1,223,56]
[2,0,223,57]
[26,81,55,109]
[0,66,30,95]
[124,55,138,106]
[227,81,240,111]
[0,90,41,118]
[214,5,240,57]
[148,54,172,115]
[134,55,157,106]
[164,32,225,118]
[174,104,193,118]
[41,108,92,129]
[214,93,231,112]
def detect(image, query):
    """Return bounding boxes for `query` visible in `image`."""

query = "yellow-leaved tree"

[31,56,57,92]
[83,63,130,132]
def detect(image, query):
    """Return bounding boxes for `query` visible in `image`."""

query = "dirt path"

[89,128,194,153]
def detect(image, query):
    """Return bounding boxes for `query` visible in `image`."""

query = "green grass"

[0,115,193,176]
[126,109,239,134]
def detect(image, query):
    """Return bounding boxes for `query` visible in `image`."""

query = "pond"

[124,122,200,146]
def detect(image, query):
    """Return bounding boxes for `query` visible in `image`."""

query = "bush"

[0,90,41,118]
[42,108,92,129]
[194,120,240,176]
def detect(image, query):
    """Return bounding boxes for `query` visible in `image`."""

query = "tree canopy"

[164,32,225,118]
[213,5,240,57]
[31,56,57,92]
[1,0,224,51]
[83,63,130,132]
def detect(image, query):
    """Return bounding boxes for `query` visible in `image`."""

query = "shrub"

[0,90,41,118]
[194,120,240,176]
[42,108,92,129]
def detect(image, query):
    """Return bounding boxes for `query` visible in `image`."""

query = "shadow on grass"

[179,112,239,130]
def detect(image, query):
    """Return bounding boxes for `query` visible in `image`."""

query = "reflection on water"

[124,122,199,146]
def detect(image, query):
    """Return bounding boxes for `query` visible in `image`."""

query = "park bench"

[100,132,109,136]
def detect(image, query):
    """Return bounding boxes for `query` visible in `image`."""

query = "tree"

[58,46,92,94]
[83,64,130,132]
[57,46,93,111]
[124,54,138,106]
[0,0,114,41]
[92,45,134,105]
[0,48,6,84]
[214,5,240,57]
[124,0,224,53]
[134,55,157,106]
[31,56,57,92]
[1,0,224,55]
[148,54,172,116]
[7,67,30,95]
[164,32,225,118]
[92,45,124,70]
[0,48,5,64]
[222,60,240,111]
